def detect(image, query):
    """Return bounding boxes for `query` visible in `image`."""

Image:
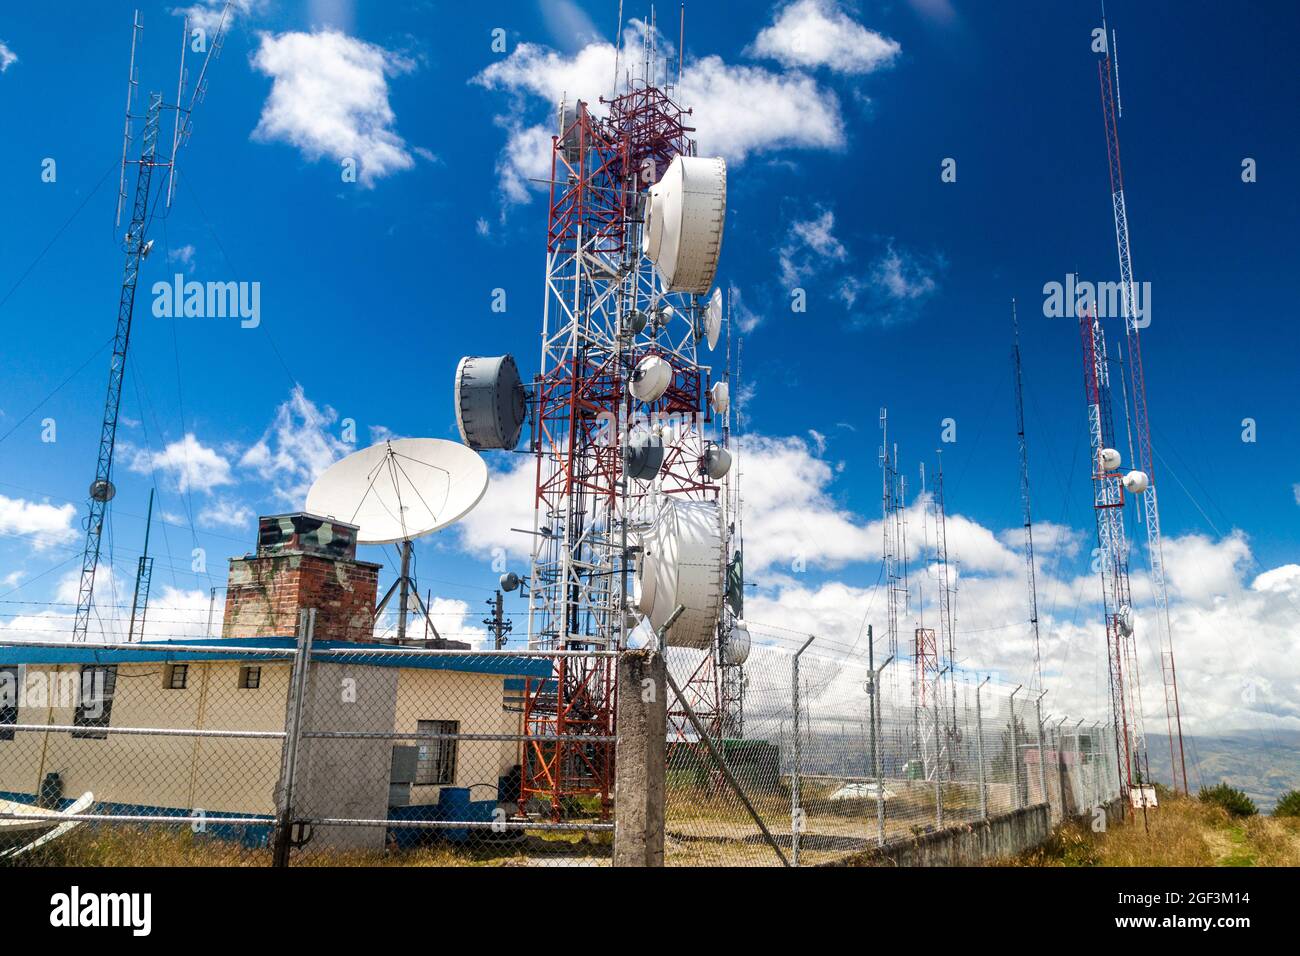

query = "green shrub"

[1272,790,1300,818]
[1198,782,1257,818]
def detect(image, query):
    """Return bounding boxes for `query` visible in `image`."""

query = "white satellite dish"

[1117,604,1134,637]
[704,287,723,351]
[1101,448,1122,471]
[710,380,730,415]
[306,438,488,643]
[630,354,672,403]
[1123,470,1149,495]
[306,438,488,545]
[636,497,725,649]
[723,621,751,665]
[642,155,727,294]
[703,443,732,479]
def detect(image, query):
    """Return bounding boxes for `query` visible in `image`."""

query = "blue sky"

[0,1,1296,740]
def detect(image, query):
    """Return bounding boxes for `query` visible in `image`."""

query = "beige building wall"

[0,658,528,830]
[0,661,290,815]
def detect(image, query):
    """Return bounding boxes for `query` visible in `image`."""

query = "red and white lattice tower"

[519,58,730,816]
[1079,303,1146,799]
[1096,17,1189,793]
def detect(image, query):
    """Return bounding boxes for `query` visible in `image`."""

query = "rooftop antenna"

[127,488,154,643]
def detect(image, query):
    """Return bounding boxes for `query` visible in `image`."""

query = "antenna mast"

[72,4,234,642]
[1096,12,1188,793]
[1011,300,1043,691]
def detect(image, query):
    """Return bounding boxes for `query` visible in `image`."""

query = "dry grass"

[3,824,612,868]
[1010,794,1300,867]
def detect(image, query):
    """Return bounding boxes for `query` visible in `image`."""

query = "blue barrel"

[437,787,472,843]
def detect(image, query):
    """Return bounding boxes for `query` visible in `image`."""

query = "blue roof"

[0,637,552,679]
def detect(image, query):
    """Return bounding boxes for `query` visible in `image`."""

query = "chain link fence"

[0,619,615,866]
[662,642,1123,866]
[1,625,1122,867]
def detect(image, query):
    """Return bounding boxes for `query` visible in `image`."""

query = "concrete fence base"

[825,797,1127,867]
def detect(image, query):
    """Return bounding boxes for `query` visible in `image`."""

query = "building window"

[415,720,458,786]
[165,663,189,690]
[0,666,18,742]
[73,665,117,739]
[238,666,262,690]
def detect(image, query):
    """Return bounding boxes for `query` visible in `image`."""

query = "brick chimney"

[222,513,380,642]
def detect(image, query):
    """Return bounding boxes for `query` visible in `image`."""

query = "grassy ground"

[1009,794,1300,867]
[3,824,612,867]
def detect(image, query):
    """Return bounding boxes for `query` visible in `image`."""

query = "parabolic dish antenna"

[642,155,727,294]
[704,287,723,351]
[454,354,527,451]
[306,438,488,545]
[635,497,725,649]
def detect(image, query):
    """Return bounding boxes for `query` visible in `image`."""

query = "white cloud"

[0,40,17,72]
[749,0,901,75]
[240,385,351,505]
[778,207,846,287]
[0,495,77,550]
[199,498,255,530]
[1158,530,1251,606]
[128,433,234,493]
[840,240,943,323]
[454,456,538,563]
[738,434,875,576]
[728,283,762,334]
[251,30,416,187]
[1292,482,1300,505]
[176,0,264,34]
[676,55,844,161]
[375,595,490,646]
[473,26,844,203]
[168,244,197,273]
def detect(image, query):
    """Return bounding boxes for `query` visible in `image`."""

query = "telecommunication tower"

[456,21,735,818]
[1078,301,1146,798]
[72,4,234,642]
[1095,10,1189,793]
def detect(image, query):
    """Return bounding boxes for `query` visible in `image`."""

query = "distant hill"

[1143,730,1300,811]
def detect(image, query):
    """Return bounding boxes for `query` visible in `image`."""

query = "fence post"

[1009,686,1021,810]
[867,628,888,847]
[613,647,666,866]
[1034,694,1050,820]
[1056,716,1070,817]
[975,677,989,820]
[933,683,944,829]
[791,636,814,866]
[273,607,314,867]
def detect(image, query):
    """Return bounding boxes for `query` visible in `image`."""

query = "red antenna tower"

[1096,12,1189,793]
[1078,301,1146,801]
[518,14,731,817]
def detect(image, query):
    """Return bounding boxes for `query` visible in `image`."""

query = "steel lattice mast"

[521,50,725,814]
[1011,301,1043,691]
[73,6,232,642]
[1096,16,1189,792]
[1079,303,1144,798]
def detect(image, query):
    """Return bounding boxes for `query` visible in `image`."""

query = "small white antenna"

[168,14,189,209]
[1111,28,1123,118]
[612,0,624,99]
[167,0,235,208]
[115,10,143,228]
